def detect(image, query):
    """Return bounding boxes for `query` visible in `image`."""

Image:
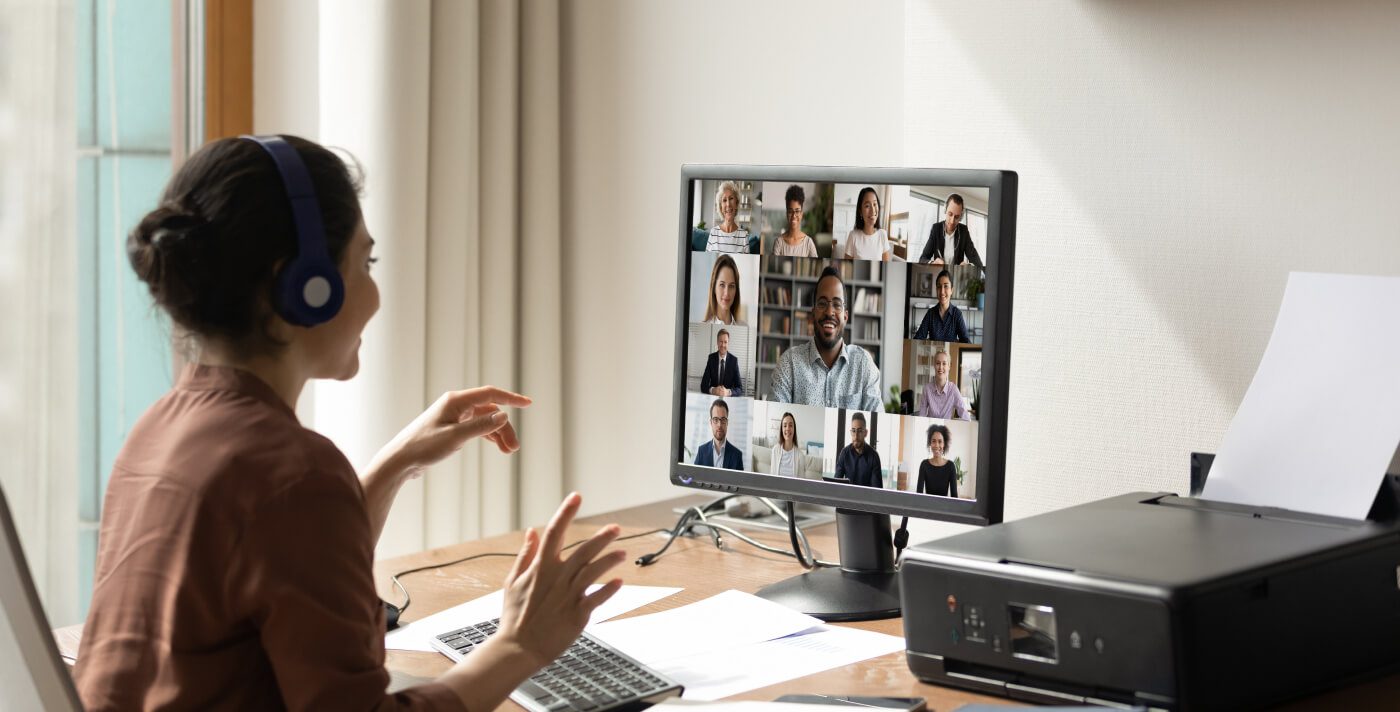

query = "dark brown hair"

[854,186,881,231]
[927,423,951,449]
[127,136,363,356]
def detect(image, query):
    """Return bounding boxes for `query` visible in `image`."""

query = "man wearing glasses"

[770,265,883,410]
[835,412,882,488]
[694,398,744,469]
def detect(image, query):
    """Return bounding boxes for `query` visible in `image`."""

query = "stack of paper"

[1203,273,1400,519]
[589,590,905,701]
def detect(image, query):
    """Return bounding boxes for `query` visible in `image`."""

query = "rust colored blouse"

[75,365,463,711]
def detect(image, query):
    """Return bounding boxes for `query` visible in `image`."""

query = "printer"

[900,479,1400,710]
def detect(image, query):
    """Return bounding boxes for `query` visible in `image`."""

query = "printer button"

[1094,637,1105,654]
[1070,631,1082,649]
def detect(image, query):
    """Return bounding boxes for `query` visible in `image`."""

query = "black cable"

[389,527,669,620]
[785,500,817,570]
[633,497,735,566]
[637,496,837,568]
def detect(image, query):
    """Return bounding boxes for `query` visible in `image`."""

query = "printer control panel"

[905,564,1177,700]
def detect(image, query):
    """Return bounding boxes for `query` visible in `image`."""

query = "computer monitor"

[670,166,1017,621]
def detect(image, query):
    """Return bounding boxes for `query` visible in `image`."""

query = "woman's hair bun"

[127,203,209,310]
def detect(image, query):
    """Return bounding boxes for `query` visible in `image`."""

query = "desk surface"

[379,496,1003,711]
[379,496,1400,712]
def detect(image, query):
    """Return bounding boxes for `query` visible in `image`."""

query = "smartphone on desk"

[774,694,926,712]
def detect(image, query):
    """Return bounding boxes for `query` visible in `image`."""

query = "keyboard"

[430,618,684,712]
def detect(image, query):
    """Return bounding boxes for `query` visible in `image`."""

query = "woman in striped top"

[706,180,750,253]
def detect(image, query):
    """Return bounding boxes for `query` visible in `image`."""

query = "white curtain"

[308,0,565,558]
[0,0,79,624]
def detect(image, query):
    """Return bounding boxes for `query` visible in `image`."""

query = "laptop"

[0,484,83,711]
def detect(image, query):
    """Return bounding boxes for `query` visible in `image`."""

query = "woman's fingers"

[580,578,624,616]
[451,411,511,443]
[539,493,582,560]
[506,528,539,587]
[572,550,627,593]
[563,525,621,579]
[486,420,521,453]
[445,386,532,420]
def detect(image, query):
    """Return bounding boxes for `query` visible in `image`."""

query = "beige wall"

[901,0,1400,541]
[559,1,905,515]
[254,1,1400,541]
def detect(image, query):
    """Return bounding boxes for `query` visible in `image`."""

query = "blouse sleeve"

[227,469,463,711]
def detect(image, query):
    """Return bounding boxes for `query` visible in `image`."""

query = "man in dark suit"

[700,328,743,397]
[917,193,983,268]
[694,399,745,469]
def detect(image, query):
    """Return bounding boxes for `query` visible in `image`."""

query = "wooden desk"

[378,496,1003,710]
[381,496,1400,712]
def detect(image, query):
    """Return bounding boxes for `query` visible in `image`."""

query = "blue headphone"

[240,134,345,326]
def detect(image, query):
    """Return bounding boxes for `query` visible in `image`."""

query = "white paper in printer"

[1202,272,1400,520]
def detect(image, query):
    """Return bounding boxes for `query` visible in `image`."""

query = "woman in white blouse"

[844,186,890,261]
[770,184,818,257]
[769,412,813,479]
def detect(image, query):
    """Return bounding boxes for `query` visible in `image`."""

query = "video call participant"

[918,193,983,268]
[700,329,743,397]
[913,268,969,343]
[771,184,818,257]
[844,186,891,261]
[917,423,958,497]
[702,253,747,326]
[917,349,971,420]
[694,399,744,469]
[75,136,624,711]
[706,180,750,253]
[835,412,882,488]
[770,412,812,479]
[770,266,882,410]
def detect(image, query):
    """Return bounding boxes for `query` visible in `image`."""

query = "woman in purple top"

[917,349,971,420]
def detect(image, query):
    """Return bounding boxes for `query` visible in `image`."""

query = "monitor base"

[756,507,901,622]
[756,568,900,622]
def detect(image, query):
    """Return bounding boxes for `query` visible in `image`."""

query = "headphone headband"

[240,134,344,326]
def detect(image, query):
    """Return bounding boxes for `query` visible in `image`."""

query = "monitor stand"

[755,508,900,622]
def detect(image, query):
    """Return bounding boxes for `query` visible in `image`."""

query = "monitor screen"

[670,166,1016,527]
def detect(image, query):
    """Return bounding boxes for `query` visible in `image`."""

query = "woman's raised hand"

[374,386,532,477]
[497,493,626,666]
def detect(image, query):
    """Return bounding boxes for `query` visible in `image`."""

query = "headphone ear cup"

[274,257,345,326]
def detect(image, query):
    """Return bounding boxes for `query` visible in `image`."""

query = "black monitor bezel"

[671,165,1015,526]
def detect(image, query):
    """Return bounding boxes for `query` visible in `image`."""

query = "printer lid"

[909,492,1400,591]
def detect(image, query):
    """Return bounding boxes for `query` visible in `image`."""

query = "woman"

[74,135,625,711]
[913,268,969,343]
[917,423,958,498]
[702,253,746,325]
[771,184,818,257]
[706,180,750,253]
[769,412,812,479]
[844,186,890,261]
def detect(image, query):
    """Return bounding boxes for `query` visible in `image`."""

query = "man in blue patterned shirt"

[770,266,883,410]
